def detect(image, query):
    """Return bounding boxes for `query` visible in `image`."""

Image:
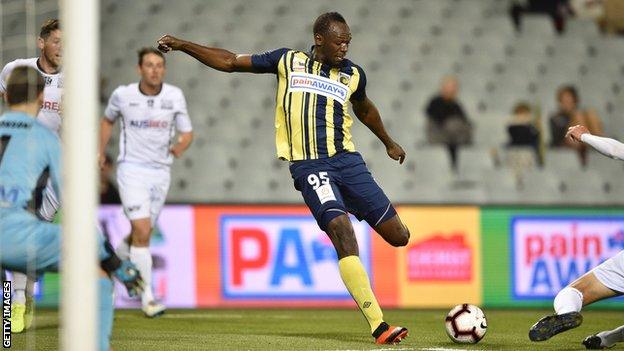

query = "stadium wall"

[34,205,624,309]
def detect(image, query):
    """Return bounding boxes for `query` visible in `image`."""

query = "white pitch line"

[160,313,245,319]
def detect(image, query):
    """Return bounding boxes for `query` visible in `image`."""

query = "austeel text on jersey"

[129,120,169,129]
[289,72,348,104]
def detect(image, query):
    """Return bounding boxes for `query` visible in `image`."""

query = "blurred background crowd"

[2,0,624,205]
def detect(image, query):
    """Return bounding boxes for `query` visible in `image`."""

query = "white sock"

[129,246,154,305]
[554,287,583,314]
[597,325,624,348]
[115,237,131,260]
[12,272,28,304]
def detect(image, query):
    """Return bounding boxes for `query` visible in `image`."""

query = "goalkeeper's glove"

[111,260,144,298]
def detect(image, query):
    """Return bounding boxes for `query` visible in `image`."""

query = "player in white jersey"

[99,47,193,317]
[529,124,624,349]
[0,19,62,333]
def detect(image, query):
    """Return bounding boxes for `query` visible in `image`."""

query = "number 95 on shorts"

[288,151,392,231]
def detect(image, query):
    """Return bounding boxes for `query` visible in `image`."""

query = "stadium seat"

[518,15,557,39]
[544,149,584,172]
[518,168,565,205]
[483,168,522,204]
[560,169,610,205]
[457,147,497,180]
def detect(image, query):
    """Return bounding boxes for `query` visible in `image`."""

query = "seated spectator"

[100,153,121,204]
[506,102,541,173]
[425,76,473,169]
[549,85,603,164]
[510,0,573,34]
[508,102,540,148]
[571,0,604,20]
[599,0,624,35]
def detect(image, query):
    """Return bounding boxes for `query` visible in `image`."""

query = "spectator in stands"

[100,153,121,204]
[424,75,472,169]
[508,102,540,149]
[510,0,573,34]
[507,102,541,170]
[598,0,624,35]
[549,85,603,164]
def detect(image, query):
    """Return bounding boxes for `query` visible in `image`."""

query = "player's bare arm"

[352,96,405,164]
[98,118,115,168]
[157,34,256,73]
[567,124,624,161]
[170,131,193,158]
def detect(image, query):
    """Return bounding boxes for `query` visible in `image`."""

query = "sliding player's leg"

[530,252,623,342]
[583,324,624,349]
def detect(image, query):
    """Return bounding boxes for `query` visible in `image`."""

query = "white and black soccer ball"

[444,304,487,344]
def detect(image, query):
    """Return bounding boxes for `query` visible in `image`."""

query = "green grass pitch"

[10,308,623,350]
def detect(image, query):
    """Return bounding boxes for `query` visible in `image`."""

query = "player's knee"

[130,223,152,246]
[327,216,359,258]
[386,223,410,247]
[395,226,410,247]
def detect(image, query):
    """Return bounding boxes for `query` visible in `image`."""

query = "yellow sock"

[338,255,384,333]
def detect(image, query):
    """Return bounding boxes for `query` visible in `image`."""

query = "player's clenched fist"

[566,124,589,143]
[157,34,183,52]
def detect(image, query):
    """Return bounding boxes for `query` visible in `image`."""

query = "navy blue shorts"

[289,151,397,231]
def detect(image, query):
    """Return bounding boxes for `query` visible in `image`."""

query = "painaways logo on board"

[513,217,624,299]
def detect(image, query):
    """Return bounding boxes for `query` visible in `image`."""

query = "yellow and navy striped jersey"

[251,48,367,161]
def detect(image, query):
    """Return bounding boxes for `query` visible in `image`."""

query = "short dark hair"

[557,85,579,104]
[313,12,347,36]
[137,47,166,66]
[40,19,60,39]
[513,102,532,114]
[6,66,45,105]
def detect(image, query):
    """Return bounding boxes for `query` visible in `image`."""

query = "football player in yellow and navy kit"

[157,12,411,344]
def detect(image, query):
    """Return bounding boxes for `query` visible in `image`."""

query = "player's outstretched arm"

[566,124,624,161]
[157,34,255,73]
[352,97,405,164]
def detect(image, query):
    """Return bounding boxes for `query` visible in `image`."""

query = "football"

[444,304,488,344]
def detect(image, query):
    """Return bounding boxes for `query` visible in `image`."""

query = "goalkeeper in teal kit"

[0,66,143,350]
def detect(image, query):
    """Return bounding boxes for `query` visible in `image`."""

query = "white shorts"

[38,180,59,222]
[116,162,170,225]
[592,250,624,293]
